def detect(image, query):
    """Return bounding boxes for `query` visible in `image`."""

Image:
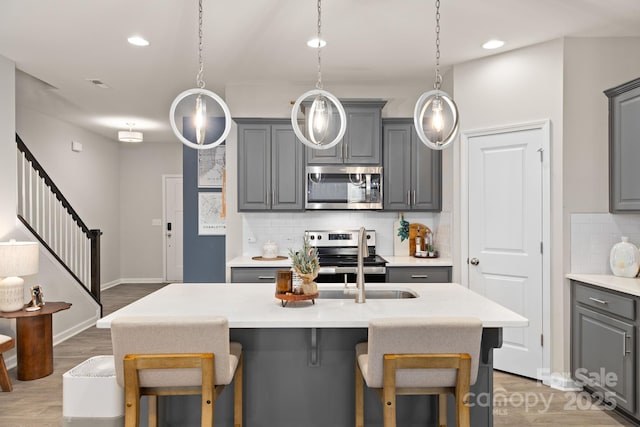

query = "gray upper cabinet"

[605,77,640,212]
[237,119,305,212]
[306,100,386,165]
[383,119,442,211]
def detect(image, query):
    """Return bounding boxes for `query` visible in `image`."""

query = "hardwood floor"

[0,282,636,426]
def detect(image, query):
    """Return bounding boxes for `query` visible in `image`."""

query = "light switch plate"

[71,141,83,152]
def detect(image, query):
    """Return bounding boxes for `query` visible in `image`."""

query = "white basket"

[63,355,124,418]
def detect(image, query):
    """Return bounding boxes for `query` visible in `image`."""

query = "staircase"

[15,134,102,312]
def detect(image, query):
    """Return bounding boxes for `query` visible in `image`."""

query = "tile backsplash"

[242,211,450,257]
[570,213,640,274]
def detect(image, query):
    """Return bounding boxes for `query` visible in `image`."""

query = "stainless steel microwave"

[305,166,383,210]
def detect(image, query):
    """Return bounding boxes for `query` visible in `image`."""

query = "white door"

[164,175,183,282]
[467,126,544,379]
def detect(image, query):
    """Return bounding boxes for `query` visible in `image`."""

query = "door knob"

[470,258,480,265]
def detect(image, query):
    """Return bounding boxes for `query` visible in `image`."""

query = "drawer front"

[387,266,452,283]
[231,267,281,283]
[573,281,635,321]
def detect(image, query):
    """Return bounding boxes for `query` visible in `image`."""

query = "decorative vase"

[609,236,640,278]
[294,268,318,295]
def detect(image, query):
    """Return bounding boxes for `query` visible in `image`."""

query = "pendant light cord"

[196,0,206,89]
[434,0,442,90]
[315,0,323,90]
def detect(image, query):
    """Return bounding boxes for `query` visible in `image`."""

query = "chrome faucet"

[355,227,368,303]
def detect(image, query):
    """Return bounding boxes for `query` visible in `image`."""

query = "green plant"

[397,213,409,242]
[289,237,319,275]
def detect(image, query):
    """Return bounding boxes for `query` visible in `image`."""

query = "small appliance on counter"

[305,229,387,283]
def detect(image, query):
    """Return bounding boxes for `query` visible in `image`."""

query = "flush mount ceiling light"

[414,0,460,150]
[291,0,346,150]
[118,123,143,143]
[169,0,231,150]
[306,37,326,48]
[482,39,504,50]
[127,36,150,47]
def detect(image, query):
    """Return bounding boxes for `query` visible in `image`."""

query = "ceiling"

[2,0,640,144]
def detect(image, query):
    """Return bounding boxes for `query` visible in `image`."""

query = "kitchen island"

[98,282,527,427]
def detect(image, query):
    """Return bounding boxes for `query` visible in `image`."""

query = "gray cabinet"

[387,266,451,283]
[237,119,305,211]
[307,100,386,165]
[383,119,442,211]
[605,78,640,212]
[571,280,637,418]
[231,267,281,283]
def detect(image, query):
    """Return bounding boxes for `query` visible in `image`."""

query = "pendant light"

[414,0,459,150]
[169,0,231,150]
[118,123,143,143]
[291,0,346,150]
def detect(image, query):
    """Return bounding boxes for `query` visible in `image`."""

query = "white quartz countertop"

[97,282,527,329]
[227,255,453,268]
[566,273,640,297]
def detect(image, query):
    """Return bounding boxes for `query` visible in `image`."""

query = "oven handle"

[318,266,386,275]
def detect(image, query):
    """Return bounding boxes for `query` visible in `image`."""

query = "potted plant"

[289,238,320,295]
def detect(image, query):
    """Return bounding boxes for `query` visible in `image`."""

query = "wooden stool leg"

[355,358,364,427]
[438,394,447,427]
[148,396,158,427]
[0,353,12,392]
[234,353,243,427]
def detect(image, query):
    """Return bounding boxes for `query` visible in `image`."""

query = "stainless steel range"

[305,229,387,283]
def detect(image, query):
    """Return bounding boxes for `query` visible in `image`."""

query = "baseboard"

[101,277,167,291]
[541,373,583,391]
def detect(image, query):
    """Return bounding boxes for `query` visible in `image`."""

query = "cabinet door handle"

[272,190,275,207]
[407,191,411,206]
[588,297,608,305]
[412,190,416,206]
[258,276,275,280]
[411,274,429,279]
[624,334,631,356]
[266,191,270,207]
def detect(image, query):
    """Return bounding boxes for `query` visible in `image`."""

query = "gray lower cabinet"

[605,77,640,212]
[306,100,386,165]
[237,119,305,211]
[571,280,638,419]
[387,266,451,283]
[383,119,442,211]
[230,267,281,283]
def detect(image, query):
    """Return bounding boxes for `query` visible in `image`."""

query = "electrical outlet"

[247,236,257,243]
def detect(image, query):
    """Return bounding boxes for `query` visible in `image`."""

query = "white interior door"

[467,127,544,379]
[164,175,183,282]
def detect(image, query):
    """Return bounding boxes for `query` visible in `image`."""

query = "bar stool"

[0,334,15,392]
[111,316,243,427]
[355,317,482,427]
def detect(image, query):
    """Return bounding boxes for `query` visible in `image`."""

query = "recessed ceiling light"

[127,36,150,47]
[482,39,505,50]
[306,38,326,48]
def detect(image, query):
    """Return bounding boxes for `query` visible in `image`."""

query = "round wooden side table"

[0,302,72,380]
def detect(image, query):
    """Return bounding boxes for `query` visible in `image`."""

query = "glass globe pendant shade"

[291,88,346,150]
[169,87,232,150]
[414,89,459,150]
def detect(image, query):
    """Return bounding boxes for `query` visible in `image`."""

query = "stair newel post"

[90,229,102,304]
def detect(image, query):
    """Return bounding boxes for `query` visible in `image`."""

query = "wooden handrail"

[16,134,102,313]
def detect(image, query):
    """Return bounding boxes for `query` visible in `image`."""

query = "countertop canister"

[609,236,640,278]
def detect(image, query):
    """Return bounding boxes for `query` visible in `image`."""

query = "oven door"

[316,266,386,283]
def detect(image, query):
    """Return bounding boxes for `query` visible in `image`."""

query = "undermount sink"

[317,289,418,299]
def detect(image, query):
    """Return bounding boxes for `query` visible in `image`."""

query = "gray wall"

[119,142,182,280]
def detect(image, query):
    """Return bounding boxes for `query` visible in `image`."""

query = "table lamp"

[0,240,39,312]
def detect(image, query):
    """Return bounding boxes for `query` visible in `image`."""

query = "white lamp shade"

[118,130,143,143]
[0,240,39,277]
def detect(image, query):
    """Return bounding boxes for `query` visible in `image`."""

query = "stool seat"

[0,334,15,392]
[355,317,482,427]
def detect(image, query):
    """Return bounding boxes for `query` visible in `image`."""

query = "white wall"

[453,39,565,372]
[119,142,182,280]
[0,55,16,237]
[16,107,121,285]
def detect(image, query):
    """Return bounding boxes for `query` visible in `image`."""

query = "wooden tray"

[252,256,288,261]
[275,292,318,307]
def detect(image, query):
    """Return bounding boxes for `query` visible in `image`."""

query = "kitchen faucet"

[355,226,368,303]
